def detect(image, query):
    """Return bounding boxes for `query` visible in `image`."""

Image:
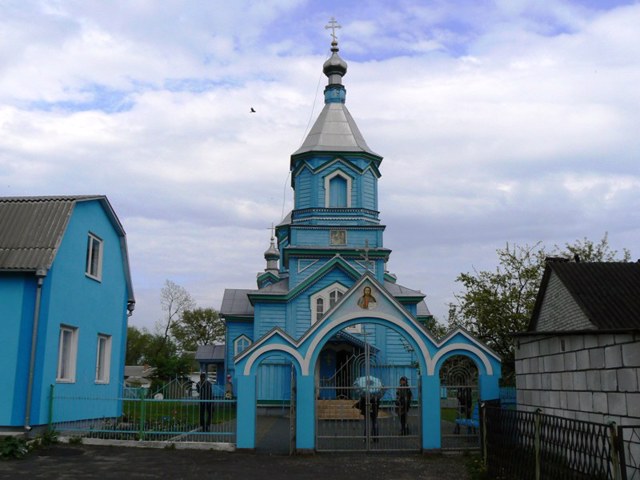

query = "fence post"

[481,402,487,466]
[48,384,55,431]
[138,388,146,441]
[609,422,622,480]
[534,408,542,480]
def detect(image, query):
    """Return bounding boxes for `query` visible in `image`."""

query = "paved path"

[0,444,472,480]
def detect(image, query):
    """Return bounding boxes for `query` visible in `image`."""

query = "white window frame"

[310,283,350,325]
[234,335,251,356]
[85,233,103,281]
[324,171,352,208]
[57,326,78,383]
[95,334,112,384]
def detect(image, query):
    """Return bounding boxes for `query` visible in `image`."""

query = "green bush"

[0,436,29,460]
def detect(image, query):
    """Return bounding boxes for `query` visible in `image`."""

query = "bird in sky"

[250,107,256,113]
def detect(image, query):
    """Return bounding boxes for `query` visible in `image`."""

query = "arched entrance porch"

[234,310,501,452]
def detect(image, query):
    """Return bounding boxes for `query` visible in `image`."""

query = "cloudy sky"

[2,0,638,331]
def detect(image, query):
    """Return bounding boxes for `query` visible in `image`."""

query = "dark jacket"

[197,379,213,400]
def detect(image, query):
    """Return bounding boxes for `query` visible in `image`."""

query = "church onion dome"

[263,235,280,276]
[323,40,347,85]
[264,236,280,260]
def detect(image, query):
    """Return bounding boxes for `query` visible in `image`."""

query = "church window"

[234,335,252,356]
[324,171,352,208]
[316,298,325,319]
[311,283,348,324]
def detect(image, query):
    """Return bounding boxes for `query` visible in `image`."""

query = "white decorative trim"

[243,344,305,376]
[324,170,352,208]
[429,343,494,376]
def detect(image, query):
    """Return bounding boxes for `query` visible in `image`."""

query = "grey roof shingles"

[530,261,640,331]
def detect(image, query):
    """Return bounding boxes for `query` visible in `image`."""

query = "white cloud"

[1,0,638,328]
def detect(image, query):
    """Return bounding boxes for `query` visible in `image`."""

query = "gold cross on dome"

[325,17,341,42]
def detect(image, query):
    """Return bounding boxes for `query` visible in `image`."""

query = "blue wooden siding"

[294,167,313,209]
[362,169,376,210]
[254,303,287,338]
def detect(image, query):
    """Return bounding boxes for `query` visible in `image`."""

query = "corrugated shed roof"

[530,262,640,331]
[194,344,225,362]
[0,196,92,270]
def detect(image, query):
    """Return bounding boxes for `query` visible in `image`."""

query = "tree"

[158,279,196,345]
[171,307,225,352]
[126,325,192,379]
[448,233,631,381]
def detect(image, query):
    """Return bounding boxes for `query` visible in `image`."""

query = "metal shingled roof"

[292,103,381,157]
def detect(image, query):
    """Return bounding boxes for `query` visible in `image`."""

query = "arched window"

[234,335,252,356]
[324,171,352,208]
[310,283,353,329]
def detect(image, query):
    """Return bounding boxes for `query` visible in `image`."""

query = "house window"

[85,233,103,281]
[234,335,251,356]
[57,326,78,383]
[95,334,112,383]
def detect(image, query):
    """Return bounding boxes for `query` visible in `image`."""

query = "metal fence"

[49,384,236,445]
[483,405,639,480]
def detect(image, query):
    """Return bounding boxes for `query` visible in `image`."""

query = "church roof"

[220,288,256,317]
[291,102,381,157]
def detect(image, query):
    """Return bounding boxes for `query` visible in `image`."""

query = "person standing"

[354,394,379,441]
[197,372,214,431]
[224,374,233,400]
[395,376,412,435]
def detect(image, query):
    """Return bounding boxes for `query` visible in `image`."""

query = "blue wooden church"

[221,30,501,452]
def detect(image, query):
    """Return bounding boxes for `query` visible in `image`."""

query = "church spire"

[263,231,280,276]
[291,18,381,158]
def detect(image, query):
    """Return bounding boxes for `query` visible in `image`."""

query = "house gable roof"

[529,261,640,332]
[0,195,134,303]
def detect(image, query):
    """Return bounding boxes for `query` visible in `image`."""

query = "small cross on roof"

[325,17,341,42]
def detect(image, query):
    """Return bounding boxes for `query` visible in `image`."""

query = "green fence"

[49,384,236,445]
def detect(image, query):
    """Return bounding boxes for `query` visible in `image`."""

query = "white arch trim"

[429,343,494,376]
[304,311,432,376]
[242,344,305,376]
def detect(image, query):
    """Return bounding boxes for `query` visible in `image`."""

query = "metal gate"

[440,355,480,451]
[315,337,421,452]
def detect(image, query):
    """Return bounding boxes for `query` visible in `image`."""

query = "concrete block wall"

[515,333,640,426]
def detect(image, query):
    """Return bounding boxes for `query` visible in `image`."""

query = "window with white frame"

[95,334,112,383]
[57,326,78,382]
[85,233,103,281]
[234,335,251,356]
[324,171,352,208]
[311,283,348,324]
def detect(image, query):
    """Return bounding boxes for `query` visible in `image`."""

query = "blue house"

[222,32,501,452]
[0,195,135,432]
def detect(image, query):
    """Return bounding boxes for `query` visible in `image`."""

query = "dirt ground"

[0,444,473,480]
